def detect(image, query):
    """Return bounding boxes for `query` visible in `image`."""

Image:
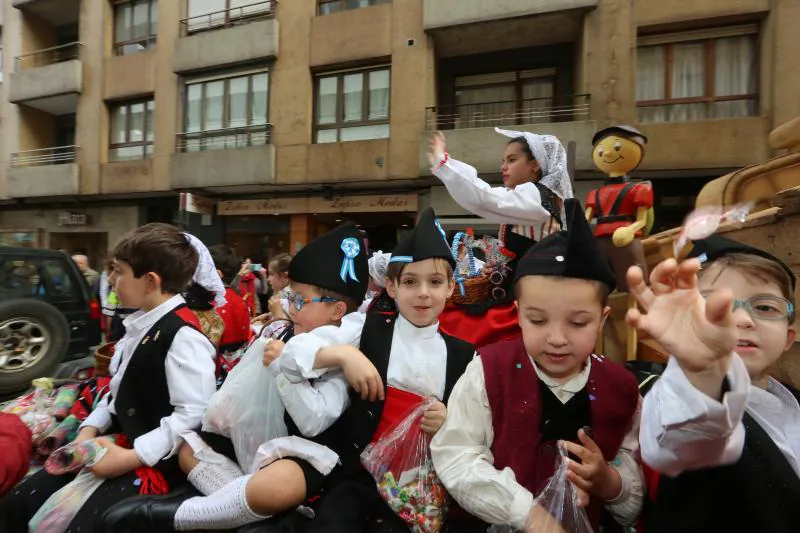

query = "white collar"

[123,295,186,334]
[395,313,439,340]
[750,377,800,413]
[531,355,592,393]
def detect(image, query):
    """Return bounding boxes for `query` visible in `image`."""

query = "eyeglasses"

[289,293,339,312]
[702,293,794,321]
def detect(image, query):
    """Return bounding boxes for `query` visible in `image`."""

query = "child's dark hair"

[700,253,796,322]
[112,223,198,294]
[508,136,536,161]
[209,244,240,283]
[184,282,215,311]
[514,276,611,308]
[385,258,454,283]
[269,253,292,274]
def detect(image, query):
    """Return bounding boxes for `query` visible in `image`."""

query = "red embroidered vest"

[480,336,639,530]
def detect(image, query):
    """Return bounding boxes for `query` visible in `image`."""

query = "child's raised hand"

[563,429,620,501]
[626,259,737,394]
[89,438,142,479]
[428,131,447,167]
[263,339,285,366]
[421,400,447,435]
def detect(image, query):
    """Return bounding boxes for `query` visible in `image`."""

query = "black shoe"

[100,491,193,533]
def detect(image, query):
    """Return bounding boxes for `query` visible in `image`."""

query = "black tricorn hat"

[592,125,648,148]
[289,222,369,304]
[515,198,616,291]
[389,207,455,268]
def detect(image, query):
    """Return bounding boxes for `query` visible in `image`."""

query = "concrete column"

[152,0,182,191]
[290,214,314,250]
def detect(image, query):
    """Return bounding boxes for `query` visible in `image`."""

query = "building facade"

[1,0,798,264]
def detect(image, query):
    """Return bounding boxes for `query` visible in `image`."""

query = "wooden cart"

[601,116,800,388]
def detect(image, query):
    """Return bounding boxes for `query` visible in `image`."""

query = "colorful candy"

[376,464,448,533]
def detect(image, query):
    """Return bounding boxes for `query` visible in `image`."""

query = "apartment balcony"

[420,94,596,174]
[424,0,598,30]
[7,146,80,198]
[9,43,82,115]
[174,1,279,74]
[171,124,276,191]
[12,0,80,25]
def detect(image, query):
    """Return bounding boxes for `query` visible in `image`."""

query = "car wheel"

[0,299,70,395]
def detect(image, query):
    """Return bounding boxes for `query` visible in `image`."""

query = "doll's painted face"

[593,135,643,178]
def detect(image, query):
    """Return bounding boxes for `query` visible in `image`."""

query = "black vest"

[647,386,800,533]
[112,307,205,442]
[286,300,475,477]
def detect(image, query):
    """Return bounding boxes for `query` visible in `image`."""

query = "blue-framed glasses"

[289,293,339,312]
[702,293,794,321]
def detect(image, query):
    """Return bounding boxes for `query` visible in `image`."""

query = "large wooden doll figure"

[585,125,653,360]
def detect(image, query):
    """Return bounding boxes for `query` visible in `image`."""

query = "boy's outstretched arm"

[430,358,534,531]
[627,260,750,476]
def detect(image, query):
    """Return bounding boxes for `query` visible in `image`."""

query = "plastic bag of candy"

[29,468,105,533]
[361,396,447,533]
[487,442,593,533]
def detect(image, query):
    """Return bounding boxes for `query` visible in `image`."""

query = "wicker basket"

[448,271,493,305]
[94,342,115,377]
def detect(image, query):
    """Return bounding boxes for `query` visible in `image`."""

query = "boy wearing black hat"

[270,207,476,532]
[636,235,800,533]
[102,223,370,532]
[430,199,644,532]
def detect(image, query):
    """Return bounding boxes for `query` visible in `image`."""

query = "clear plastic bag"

[201,337,288,471]
[488,442,594,533]
[29,469,105,533]
[361,397,448,533]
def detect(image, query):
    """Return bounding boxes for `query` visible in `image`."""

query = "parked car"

[0,246,102,394]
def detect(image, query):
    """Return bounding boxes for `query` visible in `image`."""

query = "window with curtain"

[182,71,270,151]
[636,31,758,123]
[109,99,154,161]
[452,70,556,129]
[315,67,390,143]
[317,0,391,16]
[186,0,274,33]
[113,0,158,55]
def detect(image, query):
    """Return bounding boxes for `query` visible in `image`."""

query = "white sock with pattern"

[187,458,245,496]
[173,475,269,531]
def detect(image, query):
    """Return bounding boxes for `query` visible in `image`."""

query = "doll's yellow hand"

[612,226,635,247]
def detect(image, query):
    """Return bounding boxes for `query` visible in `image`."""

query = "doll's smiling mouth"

[602,155,624,164]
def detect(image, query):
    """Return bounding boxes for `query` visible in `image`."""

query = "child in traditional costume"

[430,199,644,532]
[261,207,475,532]
[102,223,369,532]
[0,223,217,532]
[637,235,800,533]
[429,128,572,349]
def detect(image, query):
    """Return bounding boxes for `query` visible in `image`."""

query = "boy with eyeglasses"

[635,235,800,533]
[103,223,370,532]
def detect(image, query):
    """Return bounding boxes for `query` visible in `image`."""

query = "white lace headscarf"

[368,250,391,288]
[184,232,227,307]
[495,127,574,202]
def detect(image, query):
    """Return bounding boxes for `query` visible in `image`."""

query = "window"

[315,67,390,143]
[182,71,270,151]
[109,99,154,161]
[318,0,390,16]
[114,0,158,55]
[637,27,758,123]
[453,70,556,128]
[186,0,274,33]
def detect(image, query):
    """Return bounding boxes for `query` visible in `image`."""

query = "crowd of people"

[0,126,797,533]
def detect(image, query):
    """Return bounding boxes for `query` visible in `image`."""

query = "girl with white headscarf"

[428,128,573,244]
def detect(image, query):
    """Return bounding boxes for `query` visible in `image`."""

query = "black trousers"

[0,469,142,533]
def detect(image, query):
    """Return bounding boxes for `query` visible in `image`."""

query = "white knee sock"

[187,458,244,496]
[173,475,269,531]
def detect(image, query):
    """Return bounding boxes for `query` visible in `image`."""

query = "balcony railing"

[426,94,591,131]
[14,42,82,72]
[176,124,273,152]
[10,146,79,168]
[180,1,276,36]
[318,0,390,16]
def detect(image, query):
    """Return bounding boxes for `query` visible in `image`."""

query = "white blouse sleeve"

[430,358,534,530]
[433,157,552,227]
[639,354,750,477]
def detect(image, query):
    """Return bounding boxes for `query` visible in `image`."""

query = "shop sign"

[180,193,215,216]
[217,194,418,216]
[58,212,90,226]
